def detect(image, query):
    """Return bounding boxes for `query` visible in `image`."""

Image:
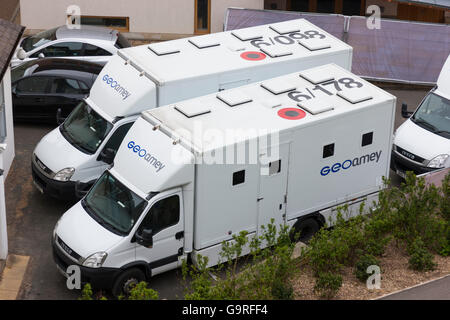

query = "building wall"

[20,0,264,35]
[20,0,195,34]
[0,68,15,177]
[211,0,263,33]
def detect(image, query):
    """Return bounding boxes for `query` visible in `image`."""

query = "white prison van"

[52,64,396,296]
[32,19,353,200]
[391,54,450,177]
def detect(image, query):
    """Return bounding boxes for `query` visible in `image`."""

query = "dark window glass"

[269,160,281,175]
[139,195,180,235]
[290,0,309,12]
[233,170,245,186]
[362,132,373,147]
[196,0,209,31]
[103,122,133,153]
[76,16,128,28]
[78,80,90,92]
[317,0,335,13]
[323,143,335,158]
[84,43,112,56]
[16,77,50,94]
[33,42,83,58]
[343,0,361,16]
[51,78,81,94]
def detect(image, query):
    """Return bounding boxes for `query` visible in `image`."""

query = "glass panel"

[36,42,84,58]
[196,0,209,31]
[343,0,361,16]
[79,16,127,28]
[16,77,49,94]
[84,171,147,235]
[411,93,450,139]
[51,78,81,94]
[84,43,112,56]
[21,27,58,52]
[60,102,113,154]
[139,195,180,235]
[317,0,335,13]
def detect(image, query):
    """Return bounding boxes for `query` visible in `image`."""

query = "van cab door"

[134,189,185,276]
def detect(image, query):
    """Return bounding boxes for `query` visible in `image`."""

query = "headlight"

[82,252,108,268]
[53,167,75,181]
[427,154,449,168]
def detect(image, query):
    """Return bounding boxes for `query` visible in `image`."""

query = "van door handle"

[257,198,264,202]
[175,231,184,240]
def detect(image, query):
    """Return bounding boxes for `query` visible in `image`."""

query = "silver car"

[11,25,131,67]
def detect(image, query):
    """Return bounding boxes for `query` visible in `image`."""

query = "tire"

[292,218,320,244]
[112,268,146,298]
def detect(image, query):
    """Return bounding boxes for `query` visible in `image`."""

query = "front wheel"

[291,218,320,244]
[112,268,146,298]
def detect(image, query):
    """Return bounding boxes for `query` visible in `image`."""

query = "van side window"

[232,170,245,186]
[362,132,373,147]
[269,160,281,175]
[323,143,334,158]
[140,195,180,235]
[103,122,133,154]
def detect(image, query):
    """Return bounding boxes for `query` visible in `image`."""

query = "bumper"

[391,151,436,176]
[31,161,77,201]
[52,241,120,290]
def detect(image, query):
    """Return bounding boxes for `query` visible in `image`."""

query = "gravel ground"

[292,241,450,300]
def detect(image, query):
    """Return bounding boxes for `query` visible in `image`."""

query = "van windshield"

[21,27,58,52]
[60,102,113,154]
[412,93,450,139]
[82,171,147,236]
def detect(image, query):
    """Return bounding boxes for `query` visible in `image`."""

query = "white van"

[391,55,450,178]
[52,64,396,296]
[32,18,353,200]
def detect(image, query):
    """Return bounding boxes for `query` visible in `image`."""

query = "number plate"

[396,169,406,179]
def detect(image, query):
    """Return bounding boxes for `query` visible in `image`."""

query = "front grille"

[395,146,426,164]
[57,236,81,262]
[33,154,54,178]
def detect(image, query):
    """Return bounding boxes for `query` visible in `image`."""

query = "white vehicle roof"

[144,63,396,153]
[436,54,450,100]
[118,18,352,85]
[56,25,119,42]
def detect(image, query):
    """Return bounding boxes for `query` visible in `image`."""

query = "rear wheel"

[291,218,320,244]
[112,268,146,298]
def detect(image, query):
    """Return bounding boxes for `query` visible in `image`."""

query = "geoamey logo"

[102,74,132,101]
[320,150,382,176]
[127,141,165,173]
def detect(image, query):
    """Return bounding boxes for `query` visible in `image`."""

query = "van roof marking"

[188,36,221,49]
[174,101,211,118]
[148,43,180,56]
[217,90,253,107]
[231,29,263,41]
[261,79,296,95]
[269,24,300,35]
[337,89,373,104]
[298,97,334,115]
[298,38,331,51]
[260,46,293,58]
[299,67,335,84]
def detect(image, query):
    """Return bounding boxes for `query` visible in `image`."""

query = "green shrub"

[314,272,342,299]
[408,238,436,271]
[128,281,159,300]
[354,254,379,282]
[79,283,94,300]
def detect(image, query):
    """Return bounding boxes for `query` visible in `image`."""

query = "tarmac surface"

[4,86,446,300]
[379,275,450,300]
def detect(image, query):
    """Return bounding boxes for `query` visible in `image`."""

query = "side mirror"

[38,52,45,59]
[401,102,413,119]
[56,108,64,125]
[136,229,153,247]
[11,86,17,95]
[98,147,115,165]
[17,48,27,60]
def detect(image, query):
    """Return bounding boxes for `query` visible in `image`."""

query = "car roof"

[22,58,102,75]
[30,68,97,82]
[56,25,118,42]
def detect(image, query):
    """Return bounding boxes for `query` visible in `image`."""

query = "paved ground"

[4,86,441,300]
[380,275,450,300]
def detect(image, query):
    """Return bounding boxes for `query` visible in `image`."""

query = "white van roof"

[436,54,450,100]
[118,19,352,85]
[144,64,395,153]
